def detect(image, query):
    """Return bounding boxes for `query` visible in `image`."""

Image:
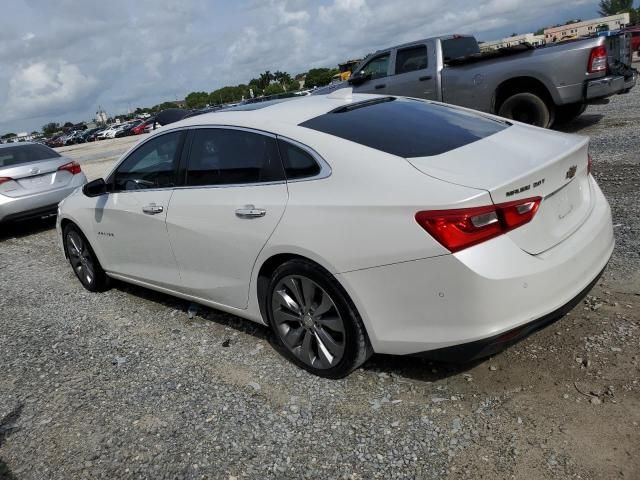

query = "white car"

[56,90,613,378]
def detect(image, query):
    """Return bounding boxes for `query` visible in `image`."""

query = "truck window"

[360,53,390,79]
[395,45,428,74]
[441,37,480,61]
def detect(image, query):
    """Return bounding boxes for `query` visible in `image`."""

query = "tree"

[185,91,209,109]
[304,68,339,88]
[63,122,74,129]
[257,71,273,89]
[598,0,638,23]
[42,123,60,136]
[263,83,285,96]
[1,133,16,139]
[598,0,633,16]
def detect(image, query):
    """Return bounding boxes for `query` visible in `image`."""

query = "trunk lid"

[0,157,76,198]
[407,124,593,255]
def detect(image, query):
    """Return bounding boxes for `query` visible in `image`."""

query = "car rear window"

[299,97,507,158]
[0,144,60,168]
[441,37,480,61]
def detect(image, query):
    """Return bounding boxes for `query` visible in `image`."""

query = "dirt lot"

[1,85,639,479]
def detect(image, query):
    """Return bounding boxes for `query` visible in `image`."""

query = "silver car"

[0,143,87,223]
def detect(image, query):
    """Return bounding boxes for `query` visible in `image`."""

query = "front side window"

[277,140,320,180]
[360,53,390,80]
[185,128,284,186]
[112,131,182,191]
[395,45,428,74]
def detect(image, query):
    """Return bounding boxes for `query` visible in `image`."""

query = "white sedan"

[56,90,613,378]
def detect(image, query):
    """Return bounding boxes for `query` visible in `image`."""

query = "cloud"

[0,0,597,133]
[2,62,100,122]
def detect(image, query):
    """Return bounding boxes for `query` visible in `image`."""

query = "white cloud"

[2,62,100,122]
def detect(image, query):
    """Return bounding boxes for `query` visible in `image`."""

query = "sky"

[0,0,602,134]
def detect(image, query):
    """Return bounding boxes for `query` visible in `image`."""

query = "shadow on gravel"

[112,280,272,342]
[363,354,482,382]
[554,113,604,134]
[0,404,23,480]
[0,217,56,242]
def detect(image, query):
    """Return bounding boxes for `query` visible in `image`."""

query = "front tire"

[498,92,554,128]
[266,259,371,378]
[63,224,109,292]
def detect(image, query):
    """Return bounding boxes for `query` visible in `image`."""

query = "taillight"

[415,197,542,253]
[587,153,593,175]
[57,161,81,175]
[0,177,13,185]
[588,45,607,73]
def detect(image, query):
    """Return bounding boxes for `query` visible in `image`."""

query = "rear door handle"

[142,203,164,215]
[374,84,386,89]
[419,75,432,81]
[235,205,266,219]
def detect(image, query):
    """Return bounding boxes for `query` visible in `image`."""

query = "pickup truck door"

[384,43,437,100]
[351,51,392,95]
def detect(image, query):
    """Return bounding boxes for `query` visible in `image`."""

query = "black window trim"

[106,125,332,192]
[106,129,187,194]
[394,43,429,75]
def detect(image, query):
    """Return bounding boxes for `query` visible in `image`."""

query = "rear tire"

[266,259,371,378]
[63,224,110,292]
[498,92,554,128]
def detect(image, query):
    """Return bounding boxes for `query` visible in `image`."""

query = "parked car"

[0,143,87,223]
[86,127,106,142]
[131,117,155,135]
[45,135,64,148]
[318,33,637,127]
[96,125,120,140]
[115,120,143,138]
[80,127,101,142]
[57,92,613,378]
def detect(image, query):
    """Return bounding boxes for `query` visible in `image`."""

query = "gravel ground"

[1,82,639,479]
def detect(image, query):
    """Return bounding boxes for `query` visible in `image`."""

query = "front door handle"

[374,84,386,89]
[142,203,164,215]
[419,75,432,81]
[235,205,266,219]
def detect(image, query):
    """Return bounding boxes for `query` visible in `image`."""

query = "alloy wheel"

[66,230,95,286]
[271,275,346,369]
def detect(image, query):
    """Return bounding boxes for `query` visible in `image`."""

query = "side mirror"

[83,178,107,197]
[348,71,371,86]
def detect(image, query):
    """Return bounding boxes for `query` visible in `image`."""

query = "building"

[544,13,630,43]
[479,33,545,52]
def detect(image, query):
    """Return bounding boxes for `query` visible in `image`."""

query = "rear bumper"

[0,174,86,223]
[585,71,637,101]
[338,177,614,356]
[417,266,604,362]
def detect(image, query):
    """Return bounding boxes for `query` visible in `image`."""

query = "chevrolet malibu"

[56,90,613,378]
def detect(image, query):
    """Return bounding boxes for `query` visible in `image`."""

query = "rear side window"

[299,98,507,158]
[395,45,428,74]
[277,140,320,180]
[441,37,480,61]
[0,144,60,167]
[185,128,284,186]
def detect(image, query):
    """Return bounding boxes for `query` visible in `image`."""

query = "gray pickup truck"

[334,34,637,128]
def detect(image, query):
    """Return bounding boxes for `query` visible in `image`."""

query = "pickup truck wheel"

[554,103,587,125]
[497,92,554,128]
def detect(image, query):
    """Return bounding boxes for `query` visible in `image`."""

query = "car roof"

[0,141,40,149]
[166,91,390,134]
